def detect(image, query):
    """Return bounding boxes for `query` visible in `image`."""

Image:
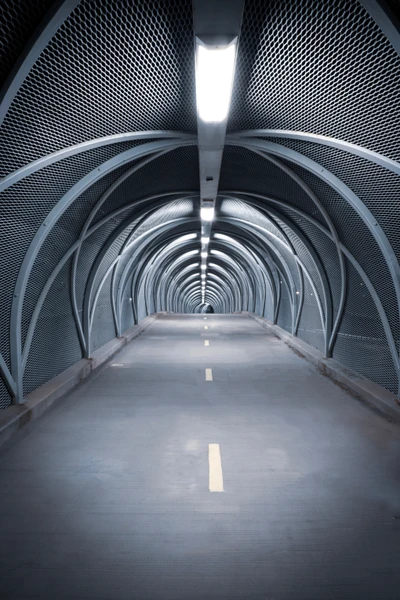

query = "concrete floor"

[1,313,400,599]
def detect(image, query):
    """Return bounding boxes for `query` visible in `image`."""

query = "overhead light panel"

[201,264,207,270]
[201,252,208,258]
[201,237,210,244]
[196,38,237,123]
[200,206,214,222]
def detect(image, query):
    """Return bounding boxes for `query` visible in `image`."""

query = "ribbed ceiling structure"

[0,0,400,408]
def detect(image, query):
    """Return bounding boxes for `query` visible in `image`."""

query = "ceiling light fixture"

[196,38,237,123]
[200,206,214,222]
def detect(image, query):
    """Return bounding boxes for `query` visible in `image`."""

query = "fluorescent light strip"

[196,41,237,123]
[200,207,214,221]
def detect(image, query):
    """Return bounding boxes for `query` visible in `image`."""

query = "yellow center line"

[209,444,224,492]
[204,340,209,346]
[205,368,213,381]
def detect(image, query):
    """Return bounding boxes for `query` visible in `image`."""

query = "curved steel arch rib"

[0,132,196,192]
[219,196,334,355]
[227,130,400,176]
[87,220,199,356]
[21,192,197,372]
[225,191,400,388]
[0,0,80,127]
[226,138,400,329]
[213,229,279,321]
[10,139,196,401]
[218,216,327,348]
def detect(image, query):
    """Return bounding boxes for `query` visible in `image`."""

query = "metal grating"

[229,0,400,161]
[297,276,325,352]
[90,270,117,353]
[23,258,82,395]
[276,279,292,333]
[91,146,200,224]
[269,139,400,263]
[333,258,398,394]
[220,146,319,219]
[276,152,400,351]
[263,278,274,322]
[0,378,12,411]
[0,0,196,175]
[0,0,54,87]
[271,204,343,325]
[120,286,135,333]
[271,215,326,324]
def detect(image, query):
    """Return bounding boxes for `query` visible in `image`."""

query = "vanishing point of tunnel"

[1,1,400,598]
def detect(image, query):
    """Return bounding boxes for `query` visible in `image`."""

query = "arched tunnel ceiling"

[0,0,400,410]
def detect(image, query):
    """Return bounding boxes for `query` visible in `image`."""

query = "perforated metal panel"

[0,0,196,175]
[333,259,398,393]
[0,0,54,86]
[297,276,325,352]
[276,279,292,333]
[229,0,400,161]
[276,153,400,352]
[23,259,82,395]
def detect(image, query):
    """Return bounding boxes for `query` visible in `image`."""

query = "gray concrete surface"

[1,314,400,600]
[0,314,159,450]
[244,312,400,422]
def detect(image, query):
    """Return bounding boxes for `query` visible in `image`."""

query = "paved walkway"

[1,314,400,599]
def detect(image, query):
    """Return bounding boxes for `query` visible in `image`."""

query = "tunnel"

[1,0,400,598]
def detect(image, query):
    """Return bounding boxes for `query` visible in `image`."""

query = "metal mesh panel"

[0,0,54,86]
[229,0,400,161]
[271,204,343,323]
[90,270,117,352]
[220,146,319,218]
[91,146,199,223]
[113,199,196,297]
[0,379,12,411]
[23,259,82,395]
[0,146,135,397]
[275,153,400,351]
[219,197,304,316]
[120,286,135,333]
[89,228,136,316]
[333,258,398,394]
[219,197,288,243]
[297,276,325,351]
[0,0,196,174]
[17,147,143,349]
[75,207,141,316]
[269,139,400,262]
[276,279,292,332]
[270,215,326,324]
[263,278,274,321]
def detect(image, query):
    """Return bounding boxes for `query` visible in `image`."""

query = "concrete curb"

[244,311,400,423]
[0,314,159,449]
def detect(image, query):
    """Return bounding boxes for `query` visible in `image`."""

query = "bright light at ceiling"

[201,264,207,270]
[196,40,237,123]
[201,237,210,244]
[201,252,208,258]
[200,206,214,222]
